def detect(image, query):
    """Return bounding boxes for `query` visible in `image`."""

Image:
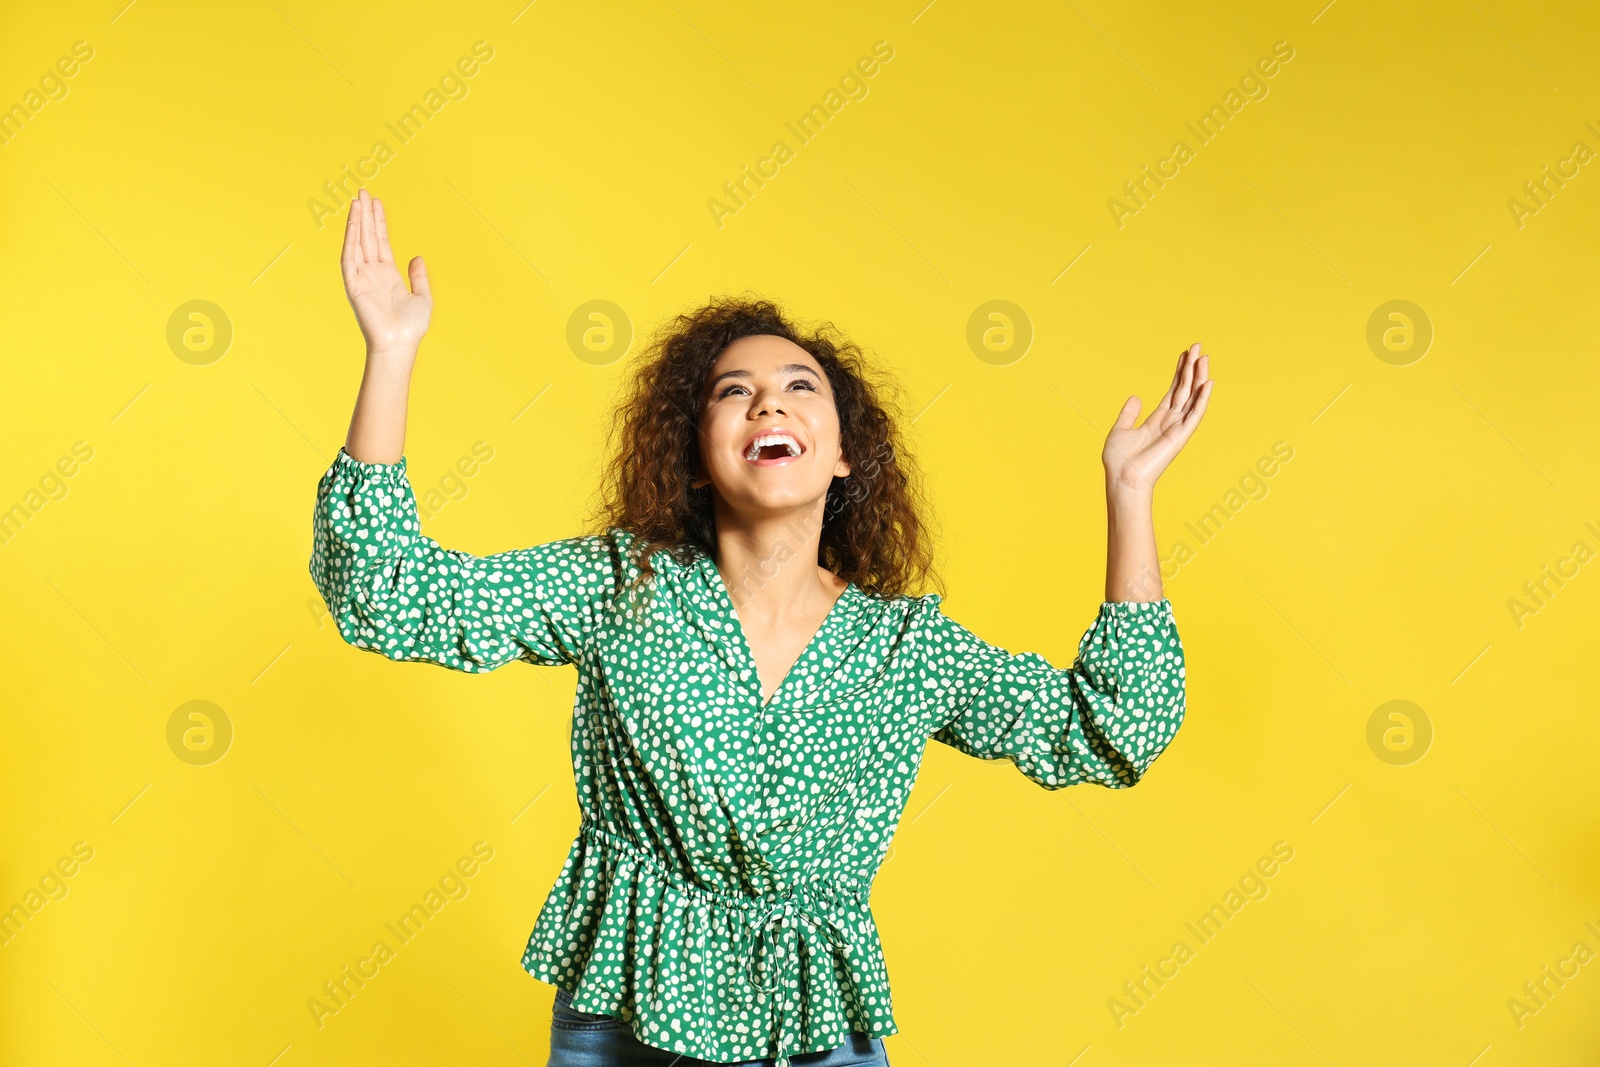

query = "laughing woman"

[310,189,1209,1067]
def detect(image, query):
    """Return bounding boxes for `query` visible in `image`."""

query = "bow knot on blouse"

[309,447,1188,1065]
[735,886,860,1067]
[738,885,858,994]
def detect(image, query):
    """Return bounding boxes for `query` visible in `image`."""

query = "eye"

[715,377,818,399]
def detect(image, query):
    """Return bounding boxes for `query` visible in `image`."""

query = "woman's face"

[694,334,851,526]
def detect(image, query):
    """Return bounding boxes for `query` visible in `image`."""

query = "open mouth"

[744,431,804,464]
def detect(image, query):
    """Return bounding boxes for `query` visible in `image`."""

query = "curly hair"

[582,293,939,602]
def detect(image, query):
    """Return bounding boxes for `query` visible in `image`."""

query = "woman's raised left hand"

[1102,342,1215,495]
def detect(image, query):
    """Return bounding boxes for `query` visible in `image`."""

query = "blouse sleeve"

[308,447,626,672]
[917,595,1186,789]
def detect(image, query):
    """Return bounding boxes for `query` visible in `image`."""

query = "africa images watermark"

[1505,120,1600,231]
[1505,918,1600,1031]
[414,440,495,523]
[1158,439,1294,582]
[1,841,96,947]
[306,841,495,1028]
[1107,840,1296,1028]
[306,40,496,230]
[0,39,95,147]
[0,440,96,549]
[1505,517,1600,630]
[1107,40,1296,229]
[706,40,896,229]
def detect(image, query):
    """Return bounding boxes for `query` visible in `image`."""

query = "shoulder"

[549,527,699,593]
[903,590,945,623]
[516,528,643,591]
[852,587,945,641]
[899,590,995,660]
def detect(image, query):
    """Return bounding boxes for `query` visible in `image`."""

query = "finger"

[341,196,361,272]
[407,255,431,301]
[1104,397,1144,471]
[1155,342,1197,414]
[358,188,379,264]
[1181,377,1215,425]
[373,197,393,264]
[1165,344,1195,417]
[1184,353,1211,412]
[1112,394,1141,431]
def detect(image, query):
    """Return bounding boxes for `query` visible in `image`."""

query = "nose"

[751,384,787,417]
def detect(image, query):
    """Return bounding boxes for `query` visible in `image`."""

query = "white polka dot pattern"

[309,447,1187,1066]
[922,597,1187,788]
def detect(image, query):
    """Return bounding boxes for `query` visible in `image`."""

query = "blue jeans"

[547,987,891,1066]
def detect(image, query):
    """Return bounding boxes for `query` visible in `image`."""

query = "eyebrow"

[707,363,822,389]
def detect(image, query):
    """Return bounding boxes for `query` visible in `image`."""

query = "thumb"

[407,255,431,301]
[1112,395,1141,431]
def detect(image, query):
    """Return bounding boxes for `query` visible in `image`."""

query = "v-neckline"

[698,554,858,710]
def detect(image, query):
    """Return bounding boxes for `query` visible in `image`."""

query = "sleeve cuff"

[334,446,409,483]
[1101,597,1172,617]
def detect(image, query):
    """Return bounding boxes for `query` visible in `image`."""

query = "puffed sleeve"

[308,447,629,672]
[917,594,1186,789]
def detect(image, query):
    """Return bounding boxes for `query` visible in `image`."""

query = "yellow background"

[2,0,1597,1063]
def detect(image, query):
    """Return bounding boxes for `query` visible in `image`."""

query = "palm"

[1102,343,1215,493]
[341,190,431,354]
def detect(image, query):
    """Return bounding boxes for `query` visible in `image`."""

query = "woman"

[311,189,1209,1066]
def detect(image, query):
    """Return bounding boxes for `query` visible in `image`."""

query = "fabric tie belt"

[732,885,858,1067]
[574,822,866,1066]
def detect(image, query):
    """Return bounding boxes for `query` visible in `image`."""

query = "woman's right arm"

[310,190,625,672]
[309,451,626,672]
[340,187,431,465]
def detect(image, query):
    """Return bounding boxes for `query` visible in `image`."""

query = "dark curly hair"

[582,293,939,602]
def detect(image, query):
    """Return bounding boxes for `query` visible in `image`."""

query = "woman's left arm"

[1103,342,1214,602]
[920,344,1213,789]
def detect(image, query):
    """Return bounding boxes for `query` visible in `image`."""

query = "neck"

[708,497,842,620]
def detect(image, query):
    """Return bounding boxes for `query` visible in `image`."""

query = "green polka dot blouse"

[309,447,1186,1066]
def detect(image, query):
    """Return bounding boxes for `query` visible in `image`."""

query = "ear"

[834,457,851,478]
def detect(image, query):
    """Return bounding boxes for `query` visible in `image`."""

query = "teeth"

[744,433,802,461]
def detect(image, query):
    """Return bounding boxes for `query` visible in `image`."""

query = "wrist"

[364,353,418,386]
[1105,477,1154,504]
[366,343,419,366]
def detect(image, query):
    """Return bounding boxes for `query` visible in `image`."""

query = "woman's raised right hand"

[341,187,432,358]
